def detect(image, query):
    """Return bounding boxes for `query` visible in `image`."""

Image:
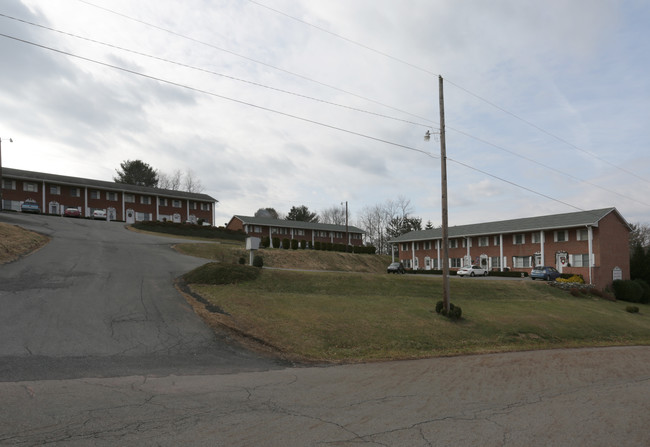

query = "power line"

[247,0,650,187]
[0,32,597,215]
[0,13,434,131]
[75,0,433,125]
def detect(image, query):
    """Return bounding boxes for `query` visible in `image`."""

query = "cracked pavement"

[1,213,649,445]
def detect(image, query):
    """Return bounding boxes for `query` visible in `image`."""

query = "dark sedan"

[530,266,561,281]
[387,262,405,274]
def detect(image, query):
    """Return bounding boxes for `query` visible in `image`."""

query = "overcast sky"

[1,0,649,227]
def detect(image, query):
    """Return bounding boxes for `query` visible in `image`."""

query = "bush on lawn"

[612,279,644,303]
[183,262,261,285]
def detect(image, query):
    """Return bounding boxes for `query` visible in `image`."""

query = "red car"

[64,207,81,218]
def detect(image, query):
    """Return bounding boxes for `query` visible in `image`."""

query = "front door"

[556,252,568,273]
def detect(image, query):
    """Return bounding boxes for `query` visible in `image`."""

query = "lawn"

[186,268,650,363]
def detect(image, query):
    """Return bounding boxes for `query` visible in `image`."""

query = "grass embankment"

[0,222,49,264]
[183,265,650,363]
[175,242,391,273]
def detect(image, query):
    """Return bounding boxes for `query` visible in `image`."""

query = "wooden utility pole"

[439,76,451,313]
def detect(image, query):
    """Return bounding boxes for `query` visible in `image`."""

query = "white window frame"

[23,182,38,192]
[513,234,525,245]
[531,232,541,244]
[2,179,16,190]
[106,192,118,201]
[124,194,135,203]
[49,185,61,195]
[159,198,168,206]
[576,229,588,241]
[554,230,568,242]
[478,237,489,247]
[172,200,182,208]
[90,190,100,200]
[140,196,152,205]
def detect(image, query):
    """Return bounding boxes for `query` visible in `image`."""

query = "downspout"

[437,240,441,270]
[540,230,545,267]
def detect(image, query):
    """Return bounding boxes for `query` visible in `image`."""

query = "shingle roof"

[3,167,217,202]
[389,208,628,243]
[233,215,364,234]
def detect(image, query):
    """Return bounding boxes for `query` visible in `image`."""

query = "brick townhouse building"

[389,208,630,289]
[226,215,365,248]
[1,168,217,224]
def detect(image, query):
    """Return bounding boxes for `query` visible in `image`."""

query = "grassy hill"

[180,263,650,363]
[175,242,392,273]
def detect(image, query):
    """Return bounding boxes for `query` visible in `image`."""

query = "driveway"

[1,212,648,446]
[0,213,285,381]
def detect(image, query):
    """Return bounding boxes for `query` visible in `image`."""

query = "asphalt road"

[1,212,649,446]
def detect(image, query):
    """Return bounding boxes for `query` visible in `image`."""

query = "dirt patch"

[0,222,50,264]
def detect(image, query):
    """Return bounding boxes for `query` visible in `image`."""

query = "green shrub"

[634,279,650,304]
[132,221,246,241]
[300,240,307,249]
[183,262,261,285]
[238,257,246,265]
[290,239,299,250]
[260,236,270,248]
[612,279,644,303]
[281,238,290,249]
[626,306,640,313]
[272,237,280,248]
[253,255,264,268]
[435,300,444,314]
[557,274,585,284]
[314,241,322,250]
[435,300,462,320]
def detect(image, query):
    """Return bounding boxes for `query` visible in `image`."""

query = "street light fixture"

[0,137,14,212]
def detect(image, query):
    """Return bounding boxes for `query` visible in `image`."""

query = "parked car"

[92,209,107,220]
[457,265,488,277]
[20,199,40,214]
[64,207,81,218]
[530,266,561,281]
[387,262,405,274]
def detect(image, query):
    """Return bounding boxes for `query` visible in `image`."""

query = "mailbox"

[246,237,261,251]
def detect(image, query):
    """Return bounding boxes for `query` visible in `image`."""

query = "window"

[494,236,501,246]
[513,234,525,245]
[554,230,568,242]
[478,237,489,247]
[531,232,541,244]
[513,256,532,268]
[172,200,182,208]
[402,243,409,251]
[140,196,151,205]
[491,256,501,268]
[124,194,135,203]
[572,254,590,267]
[2,179,16,189]
[159,198,168,206]
[295,229,305,236]
[106,192,118,201]
[450,258,462,268]
[90,190,100,199]
[576,229,589,241]
[462,238,472,248]
[200,203,210,211]
[49,185,60,195]
[424,241,432,250]
[449,239,458,249]
[253,226,262,233]
[271,227,288,235]
[414,242,420,250]
[190,202,197,210]
[23,182,38,192]
[70,188,80,197]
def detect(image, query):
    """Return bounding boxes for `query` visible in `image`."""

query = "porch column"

[466,237,471,264]
[411,242,416,269]
[499,234,504,271]
[437,240,441,270]
[540,231,545,266]
[587,226,596,284]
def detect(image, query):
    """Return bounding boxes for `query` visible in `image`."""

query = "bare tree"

[321,205,347,225]
[157,169,204,193]
[157,169,183,190]
[356,196,418,255]
[183,169,204,193]
[629,222,650,250]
